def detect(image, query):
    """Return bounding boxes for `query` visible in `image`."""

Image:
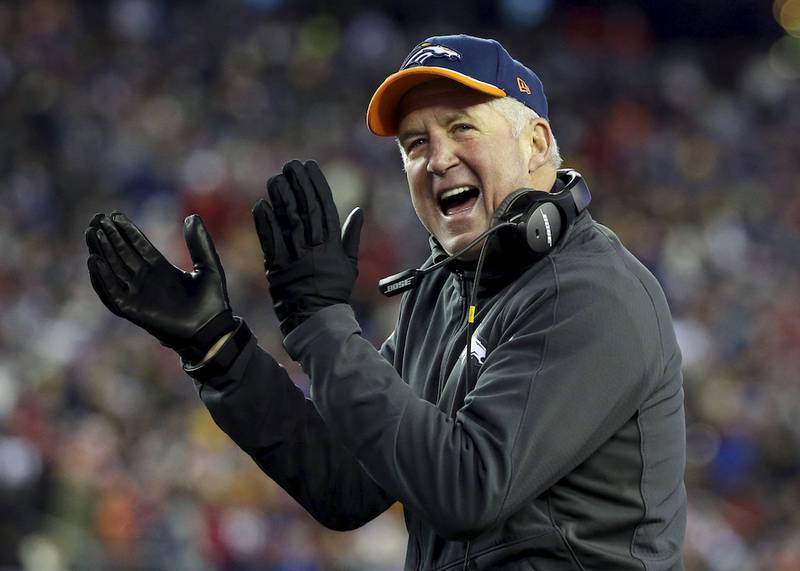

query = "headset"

[378,168,591,297]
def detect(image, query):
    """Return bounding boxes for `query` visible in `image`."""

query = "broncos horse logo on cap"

[401,43,461,69]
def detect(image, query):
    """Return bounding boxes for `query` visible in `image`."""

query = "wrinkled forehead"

[396,79,498,131]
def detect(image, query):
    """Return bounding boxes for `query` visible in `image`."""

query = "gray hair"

[486,97,562,168]
[396,95,563,169]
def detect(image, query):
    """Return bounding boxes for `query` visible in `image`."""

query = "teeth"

[439,186,474,201]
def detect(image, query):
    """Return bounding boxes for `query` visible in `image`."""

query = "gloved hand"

[252,160,363,336]
[85,212,237,363]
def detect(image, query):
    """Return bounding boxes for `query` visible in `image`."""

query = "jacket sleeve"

[185,319,395,531]
[283,261,660,540]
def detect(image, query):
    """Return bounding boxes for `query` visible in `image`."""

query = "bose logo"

[542,212,553,247]
[402,44,461,69]
[385,277,414,293]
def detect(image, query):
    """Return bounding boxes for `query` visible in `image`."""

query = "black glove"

[85,211,237,363]
[252,160,363,336]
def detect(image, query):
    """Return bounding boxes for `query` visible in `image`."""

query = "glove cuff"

[279,311,318,337]
[274,295,346,336]
[183,317,252,382]
[177,310,237,362]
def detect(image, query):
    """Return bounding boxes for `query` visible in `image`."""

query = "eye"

[453,123,474,133]
[406,137,427,151]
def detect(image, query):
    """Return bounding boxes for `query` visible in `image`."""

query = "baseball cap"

[366,34,548,136]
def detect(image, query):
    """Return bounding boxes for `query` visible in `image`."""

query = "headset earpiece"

[493,169,591,256]
[525,201,562,253]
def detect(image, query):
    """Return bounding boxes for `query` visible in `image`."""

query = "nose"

[426,136,459,176]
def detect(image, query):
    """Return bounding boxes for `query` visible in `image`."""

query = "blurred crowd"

[1,1,799,570]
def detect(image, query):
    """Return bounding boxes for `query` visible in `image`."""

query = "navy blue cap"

[367,34,548,136]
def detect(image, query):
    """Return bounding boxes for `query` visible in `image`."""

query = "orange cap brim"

[366,67,506,136]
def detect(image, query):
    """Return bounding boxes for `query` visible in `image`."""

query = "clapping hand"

[252,160,363,336]
[85,212,236,363]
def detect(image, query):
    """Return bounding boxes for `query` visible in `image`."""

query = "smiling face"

[397,79,555,259]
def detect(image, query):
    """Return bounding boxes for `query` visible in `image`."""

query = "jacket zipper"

[436,270,470,404]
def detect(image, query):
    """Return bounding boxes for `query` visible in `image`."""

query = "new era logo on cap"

[366,34,548,136]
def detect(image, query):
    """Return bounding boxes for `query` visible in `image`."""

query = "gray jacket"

[187,208,687,570]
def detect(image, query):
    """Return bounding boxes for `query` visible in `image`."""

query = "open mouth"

[439,186,480,216]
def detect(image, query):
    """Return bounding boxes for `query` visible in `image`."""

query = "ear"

[526,119,554,173]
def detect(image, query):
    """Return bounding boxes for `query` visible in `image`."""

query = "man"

[86,35,686,570]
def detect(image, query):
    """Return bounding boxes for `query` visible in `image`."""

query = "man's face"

[397,81,540,258]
